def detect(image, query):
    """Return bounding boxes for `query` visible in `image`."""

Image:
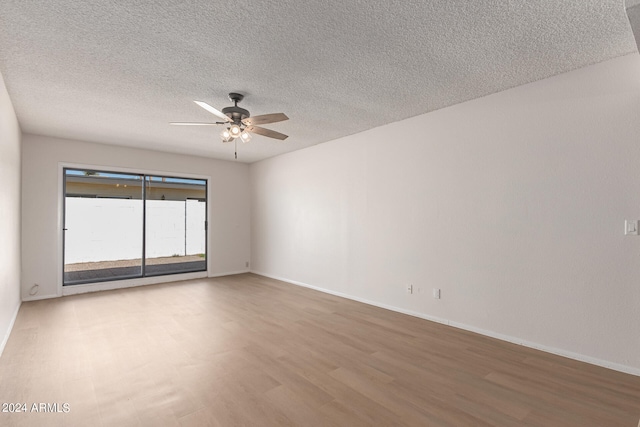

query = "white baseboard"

[25,271,249,301]
[208,270,250,278]
[22,293,60,302]
[251,270,640,377]
[0,301,21,358]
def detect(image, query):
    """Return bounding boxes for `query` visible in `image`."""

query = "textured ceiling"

[0,1,637,163]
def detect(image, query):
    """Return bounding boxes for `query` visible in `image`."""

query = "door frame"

[57,162,211,296]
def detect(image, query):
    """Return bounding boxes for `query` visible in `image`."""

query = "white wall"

[251,54,640,374]
[22,135,250,299]
[0,72,22,356]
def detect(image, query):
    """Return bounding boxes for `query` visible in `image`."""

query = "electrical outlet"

[625,220,639,235]
[433,288,441,299]
[407,284,413,294]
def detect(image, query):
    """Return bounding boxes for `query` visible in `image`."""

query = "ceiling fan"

[170,92,289,144]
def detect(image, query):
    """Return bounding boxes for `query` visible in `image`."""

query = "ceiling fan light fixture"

[229,124,242,138]
[220,129,232,142]
[240,131,252,143]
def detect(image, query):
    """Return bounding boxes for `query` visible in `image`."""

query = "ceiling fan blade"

[243,113,289,126]
[194,101,231,122]
[246,125,288,140]
[170,122,225,126]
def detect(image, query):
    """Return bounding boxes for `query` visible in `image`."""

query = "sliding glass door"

[144,176,207,276]
[63,168,207,285]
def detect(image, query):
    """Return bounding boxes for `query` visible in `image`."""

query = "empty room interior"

[2,1,640,426]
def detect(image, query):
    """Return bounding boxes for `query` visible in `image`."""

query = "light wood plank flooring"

[1,273,639,426]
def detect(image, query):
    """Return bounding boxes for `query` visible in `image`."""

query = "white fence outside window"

[64,198,206,264]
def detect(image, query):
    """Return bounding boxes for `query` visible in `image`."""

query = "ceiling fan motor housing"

[221,105,250,123]
[222,92,250,123]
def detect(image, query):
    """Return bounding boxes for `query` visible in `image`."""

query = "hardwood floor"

[1,273,639,426]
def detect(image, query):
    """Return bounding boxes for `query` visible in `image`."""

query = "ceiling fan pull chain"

[235,139,237,160]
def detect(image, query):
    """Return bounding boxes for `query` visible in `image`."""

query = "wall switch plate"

[625,220,639,235]
[433,288,441,299]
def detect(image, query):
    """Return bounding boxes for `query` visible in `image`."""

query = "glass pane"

[144,176,207,276]
[64,169,144,284]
